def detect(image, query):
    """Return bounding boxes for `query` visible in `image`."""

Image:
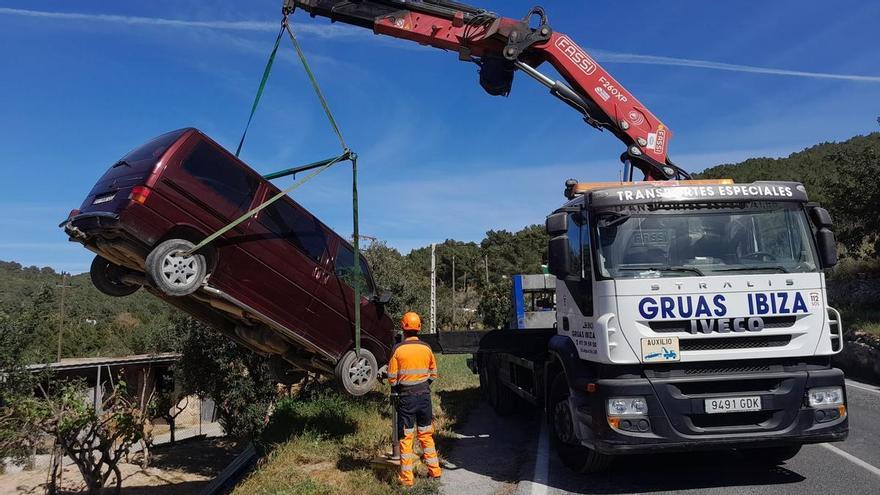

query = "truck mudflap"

[569,366,848,454]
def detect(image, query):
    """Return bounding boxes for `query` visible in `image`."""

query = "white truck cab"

[535,179,848,471]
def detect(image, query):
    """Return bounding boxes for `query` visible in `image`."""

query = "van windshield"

[594,202,819,279]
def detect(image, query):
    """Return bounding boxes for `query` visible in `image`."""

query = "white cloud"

[3,7,879,83]
[0,7,363,39]
[590,49,880,83]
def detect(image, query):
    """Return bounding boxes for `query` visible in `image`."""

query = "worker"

[388,311,441,486]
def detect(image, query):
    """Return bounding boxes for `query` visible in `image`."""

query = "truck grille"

[691,411,775,429]
[649,315,797,333]
[680,335,791,351]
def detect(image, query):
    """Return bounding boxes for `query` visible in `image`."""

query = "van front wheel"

[146,239,207,296]
[335,348,378,396]
[90,256,140,297]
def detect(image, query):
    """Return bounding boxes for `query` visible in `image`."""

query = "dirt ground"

[0,437,242,495]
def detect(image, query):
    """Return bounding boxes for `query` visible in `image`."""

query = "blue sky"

[1,0,879,273]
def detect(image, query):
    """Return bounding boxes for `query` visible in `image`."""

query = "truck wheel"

[742,444,802,464]
[90,256,140,297]
[335,348,378,396]
[145,239,207,296]
[484,355,518,416]
[549,373,613,473]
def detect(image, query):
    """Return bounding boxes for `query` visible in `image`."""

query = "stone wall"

[828,276,880,384]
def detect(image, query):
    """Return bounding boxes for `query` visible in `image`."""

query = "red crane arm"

[288,0,689,180]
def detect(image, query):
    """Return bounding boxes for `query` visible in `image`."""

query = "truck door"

[555,211,597,357]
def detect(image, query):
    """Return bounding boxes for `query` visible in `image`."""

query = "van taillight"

[129,186,151,205]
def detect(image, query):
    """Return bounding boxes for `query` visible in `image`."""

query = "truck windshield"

[594,202,819,279]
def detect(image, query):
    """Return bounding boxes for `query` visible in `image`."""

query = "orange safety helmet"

[400,312,422,332]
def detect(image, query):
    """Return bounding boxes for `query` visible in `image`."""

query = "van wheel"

[335,348,378,396]
[90,256,140,297]
[549,373,613,473]
[145,239,207,296]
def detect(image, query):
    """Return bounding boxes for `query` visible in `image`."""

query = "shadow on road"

[436,393,810,495]
[540,449,807,494]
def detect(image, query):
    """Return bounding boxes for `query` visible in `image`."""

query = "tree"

[0,315,40,463]
[149,368,189,445]
[174,316,277,440]
[12,378,149,495]
[478,279,513,329]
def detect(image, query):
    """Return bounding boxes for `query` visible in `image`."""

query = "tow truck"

[289,0,849,471]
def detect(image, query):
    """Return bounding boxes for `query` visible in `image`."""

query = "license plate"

[640,337,679,363]
[705,396,762,414]
[93,194,115,205]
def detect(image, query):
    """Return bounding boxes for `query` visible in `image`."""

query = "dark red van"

[61,128,393,395]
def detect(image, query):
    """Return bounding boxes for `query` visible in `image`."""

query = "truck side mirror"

[546,212,567,236]
[809,206,837,268]
[548,235,571,279]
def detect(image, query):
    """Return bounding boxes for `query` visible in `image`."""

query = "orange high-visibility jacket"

[388,337,438,395]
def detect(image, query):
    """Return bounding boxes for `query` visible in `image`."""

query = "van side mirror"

[374,290,393,305]
[548,235,571,279]
[809,206,837,268]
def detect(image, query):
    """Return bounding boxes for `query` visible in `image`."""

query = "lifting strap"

[190,10,364,356]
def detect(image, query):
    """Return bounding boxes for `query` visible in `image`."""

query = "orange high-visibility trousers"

[397,393,441,485]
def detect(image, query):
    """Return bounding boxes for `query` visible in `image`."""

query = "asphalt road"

[442,379,880,495]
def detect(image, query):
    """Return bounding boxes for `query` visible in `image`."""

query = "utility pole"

[430,243,436,334]
[451,255,456,328]
[484,255,490,285]
[55,273,73,363]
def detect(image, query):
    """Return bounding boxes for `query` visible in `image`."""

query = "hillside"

[697,132,880,255]
[0,260,178,364]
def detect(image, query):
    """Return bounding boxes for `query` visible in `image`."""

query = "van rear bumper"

[61,211,121,235]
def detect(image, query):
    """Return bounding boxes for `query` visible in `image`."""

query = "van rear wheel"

[146,239,207,296]
[335,348,378,396]
[90,256,140,297]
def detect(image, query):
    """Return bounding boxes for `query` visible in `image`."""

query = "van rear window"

[259,200,328,262]
[122,129,188,165]
[181,141,259,213]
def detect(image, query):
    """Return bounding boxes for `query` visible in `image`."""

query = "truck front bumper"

[571,365,848,454]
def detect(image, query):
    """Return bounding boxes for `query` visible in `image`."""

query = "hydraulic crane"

[287,0,691,182]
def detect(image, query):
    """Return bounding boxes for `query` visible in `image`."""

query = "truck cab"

[539,180,847,470]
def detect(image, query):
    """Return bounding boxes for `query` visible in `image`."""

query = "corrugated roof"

[27,352,181,372]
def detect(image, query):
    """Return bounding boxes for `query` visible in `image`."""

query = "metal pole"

[451,256,456,328]
[430,244,437,334]
[390,393,400,460]
[55,273,71,362]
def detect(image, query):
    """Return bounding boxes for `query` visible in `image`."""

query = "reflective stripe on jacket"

[388,337,437,395]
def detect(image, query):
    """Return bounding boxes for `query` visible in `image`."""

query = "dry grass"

[233,354,479,495]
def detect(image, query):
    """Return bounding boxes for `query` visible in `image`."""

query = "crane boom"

[288,0,689,180]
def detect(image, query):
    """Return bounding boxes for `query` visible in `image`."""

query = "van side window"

[259,200,328,262]
[181,142,259,213]
[335,245,375,297]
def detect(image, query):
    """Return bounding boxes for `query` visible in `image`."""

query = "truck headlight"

[607,397,648,416]
[807,386,844,407]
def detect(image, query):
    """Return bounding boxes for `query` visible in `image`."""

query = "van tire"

[549,373,613,473]
[90,256,140,297]
[335,348,378,396]
[145,239,207,296]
